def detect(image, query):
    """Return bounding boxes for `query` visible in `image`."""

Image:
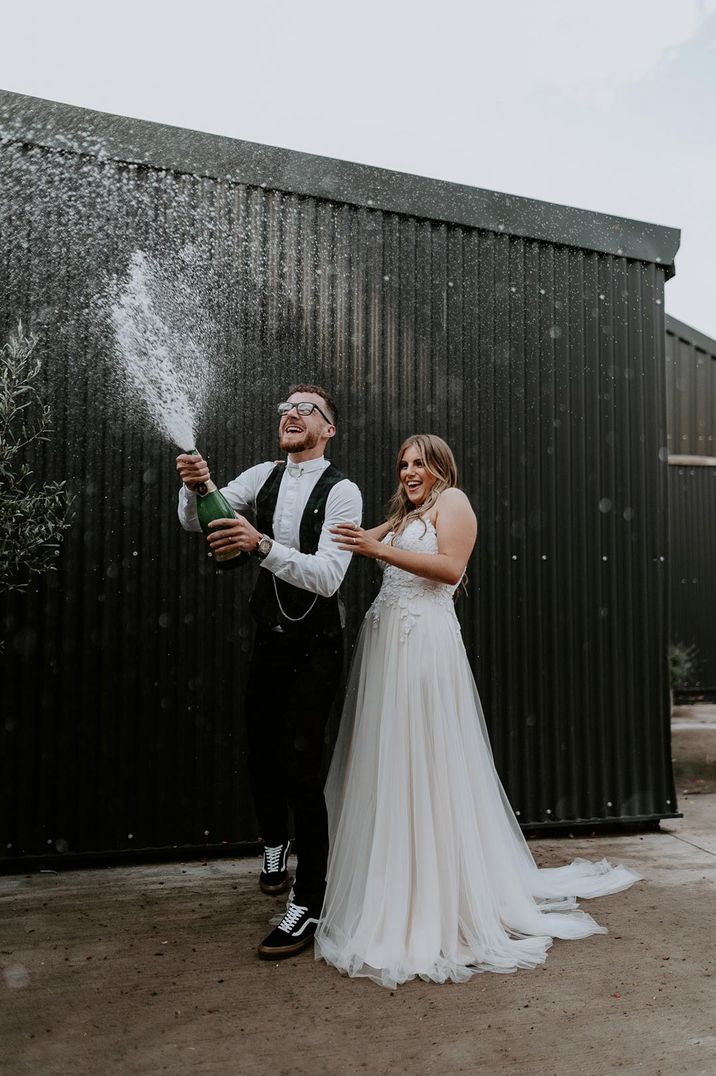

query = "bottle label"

[214,545,245,563]
[196,479,217,497]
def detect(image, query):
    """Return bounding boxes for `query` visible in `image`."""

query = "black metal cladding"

[666,315,716,457]
[0,91,679,864]
[666,315,716,691]
[668,465,716,692]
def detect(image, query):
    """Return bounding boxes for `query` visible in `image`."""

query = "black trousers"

[245,625,344,910]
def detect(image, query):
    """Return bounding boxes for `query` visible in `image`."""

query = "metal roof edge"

[666,313,716,356]
[1,88,681,270]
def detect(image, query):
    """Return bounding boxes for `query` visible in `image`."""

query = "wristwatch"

[255,534,273,559]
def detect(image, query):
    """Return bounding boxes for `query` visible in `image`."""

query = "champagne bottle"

[189,450,249,570]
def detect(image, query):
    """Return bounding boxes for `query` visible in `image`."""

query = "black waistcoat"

[249,462,347,636]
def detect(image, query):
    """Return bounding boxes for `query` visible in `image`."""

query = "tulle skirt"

[314,596,641,989]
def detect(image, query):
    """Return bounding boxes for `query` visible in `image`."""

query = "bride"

[316,434,640,989]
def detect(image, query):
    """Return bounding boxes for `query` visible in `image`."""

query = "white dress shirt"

[178,457,362,598]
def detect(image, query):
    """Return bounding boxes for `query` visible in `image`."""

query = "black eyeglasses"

[277,401,333,423]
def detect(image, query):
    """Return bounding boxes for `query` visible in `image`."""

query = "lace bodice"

[369,518,461,640]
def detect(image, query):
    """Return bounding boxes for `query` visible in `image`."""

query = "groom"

[176,384,362,958]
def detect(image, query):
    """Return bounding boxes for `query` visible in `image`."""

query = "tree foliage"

[0,322,72,593]
[668,639,698,689]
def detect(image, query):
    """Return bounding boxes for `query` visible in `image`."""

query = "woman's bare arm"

[331,489,476,585]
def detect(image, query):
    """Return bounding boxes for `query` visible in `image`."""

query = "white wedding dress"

[314,518,641,989]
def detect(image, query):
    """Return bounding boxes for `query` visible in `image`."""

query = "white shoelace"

[279,901,309,933]
[264,843,288,874]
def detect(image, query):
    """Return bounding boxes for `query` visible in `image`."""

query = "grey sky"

[4,0,716,337]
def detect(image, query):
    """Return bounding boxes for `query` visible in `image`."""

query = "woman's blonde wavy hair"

[385,434,460,540]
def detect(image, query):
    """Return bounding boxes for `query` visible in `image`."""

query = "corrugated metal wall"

[668,463,716,691]
[666,315,716,691]
[0,93,678,865]
[666,315,716,456]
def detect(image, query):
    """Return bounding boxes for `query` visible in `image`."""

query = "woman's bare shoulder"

[429,488,477,534]
[436,488,474,513]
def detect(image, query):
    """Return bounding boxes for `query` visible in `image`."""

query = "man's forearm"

[259,541,351,598]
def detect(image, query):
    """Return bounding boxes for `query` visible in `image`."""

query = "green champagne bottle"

[189,450,250,570]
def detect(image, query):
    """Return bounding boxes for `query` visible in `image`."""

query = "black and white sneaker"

[257,901,320,959]
[259,840,291,895]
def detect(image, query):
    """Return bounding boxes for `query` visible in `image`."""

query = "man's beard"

[279,427,321,453]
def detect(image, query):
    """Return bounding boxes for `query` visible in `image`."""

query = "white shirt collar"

[286,456,327,478]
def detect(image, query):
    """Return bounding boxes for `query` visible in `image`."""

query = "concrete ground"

[2,708,716,1076]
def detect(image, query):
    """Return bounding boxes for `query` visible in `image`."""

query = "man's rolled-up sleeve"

[177,462,273,533]
[260,479,363,597]
[177,485,201,532]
